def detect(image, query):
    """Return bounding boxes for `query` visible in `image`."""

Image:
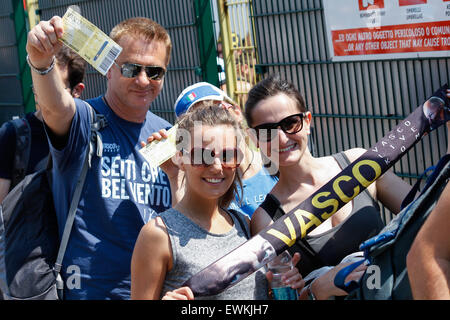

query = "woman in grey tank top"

[131,103,304,300]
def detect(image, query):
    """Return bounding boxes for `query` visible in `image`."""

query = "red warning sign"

[399,0,427,6]
[324,0,450,60]
[332,21,450,56]
[358,0,385,10]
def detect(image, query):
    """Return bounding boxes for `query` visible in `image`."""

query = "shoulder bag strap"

[228,209,251,239]
[53,103,106,292]
[401,154,450,210]
[260,194,284,220]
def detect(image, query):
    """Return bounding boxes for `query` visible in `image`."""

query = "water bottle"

[267,250,298,300]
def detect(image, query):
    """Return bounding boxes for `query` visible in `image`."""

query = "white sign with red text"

[323,0,450,61]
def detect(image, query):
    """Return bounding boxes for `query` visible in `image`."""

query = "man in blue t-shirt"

[26,16,173,299]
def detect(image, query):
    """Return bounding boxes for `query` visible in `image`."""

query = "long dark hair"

[244,74,307,127]
[176,102,243,208]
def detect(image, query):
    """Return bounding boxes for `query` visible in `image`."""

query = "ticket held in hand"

[60,7,122,75]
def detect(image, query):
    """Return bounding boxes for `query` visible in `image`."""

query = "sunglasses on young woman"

[182,147,243,169]
[253,112,307,142]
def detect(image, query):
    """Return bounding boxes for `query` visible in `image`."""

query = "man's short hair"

[109,17,172,65]
[55,46,87,90]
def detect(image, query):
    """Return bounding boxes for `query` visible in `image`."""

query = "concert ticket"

[60,7,122,76]
[139,125,178,168]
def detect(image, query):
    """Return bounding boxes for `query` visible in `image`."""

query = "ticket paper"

[139,125,178,168]
[60,8,122,75]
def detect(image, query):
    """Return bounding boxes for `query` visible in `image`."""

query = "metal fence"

[218,0,260,108]
[251,0,449,222]
[0,0,24,124]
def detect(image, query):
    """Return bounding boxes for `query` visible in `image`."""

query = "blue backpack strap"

[421,154,450,192]
[400,165,435,210]
[334,231,395,293]
[359,232,395,252]
[333,259,366,293]
[401,154,450,210]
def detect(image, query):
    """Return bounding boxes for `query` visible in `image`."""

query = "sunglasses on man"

[253,112,307,142]
[182,147,243,169]
[114,62,166,80]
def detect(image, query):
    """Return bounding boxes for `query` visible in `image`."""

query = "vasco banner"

[183,84,449,297]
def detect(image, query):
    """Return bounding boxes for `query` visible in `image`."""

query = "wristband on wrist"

[26,54,55,75]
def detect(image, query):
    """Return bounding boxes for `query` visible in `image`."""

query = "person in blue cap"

[145,82,278,218]
[173,82,233,117]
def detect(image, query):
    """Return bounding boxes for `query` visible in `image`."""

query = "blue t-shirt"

[49,96,172,299]
[229,167,278,218]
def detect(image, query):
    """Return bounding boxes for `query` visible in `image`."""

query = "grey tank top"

[159,208,268,300]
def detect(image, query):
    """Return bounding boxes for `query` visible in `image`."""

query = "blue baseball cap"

[174,82,231,117]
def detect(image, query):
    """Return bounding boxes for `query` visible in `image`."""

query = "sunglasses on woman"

[183,147,243,169]
[114,62,166,80]
[253,112,307,142]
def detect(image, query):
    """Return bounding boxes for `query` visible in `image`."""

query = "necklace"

[102,96,111,109]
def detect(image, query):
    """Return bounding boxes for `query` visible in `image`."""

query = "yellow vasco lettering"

[266,217,297,247]
[352,160,382,187]
[312,191,339,220]
[333,175,360,204]
[293,209,322,239]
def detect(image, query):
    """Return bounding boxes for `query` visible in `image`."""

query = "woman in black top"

[244,74,413,299]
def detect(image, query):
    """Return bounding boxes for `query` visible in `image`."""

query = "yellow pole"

[248,0,259,86]
[217,0,237,102]
[26,0,40,28]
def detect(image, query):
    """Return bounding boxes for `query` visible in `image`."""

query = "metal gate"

[217,0,260,107]
[0,0,34,125]
[250,0,449,222]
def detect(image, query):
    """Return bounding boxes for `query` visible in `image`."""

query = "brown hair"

[244,74,307,127]
[110,17,172,65]
[176,101,243,208]
[56,46,86,90]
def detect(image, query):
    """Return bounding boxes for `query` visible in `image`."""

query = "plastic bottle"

[267,250,298,300]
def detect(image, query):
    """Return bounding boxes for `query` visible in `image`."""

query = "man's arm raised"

[26,16,76,137]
